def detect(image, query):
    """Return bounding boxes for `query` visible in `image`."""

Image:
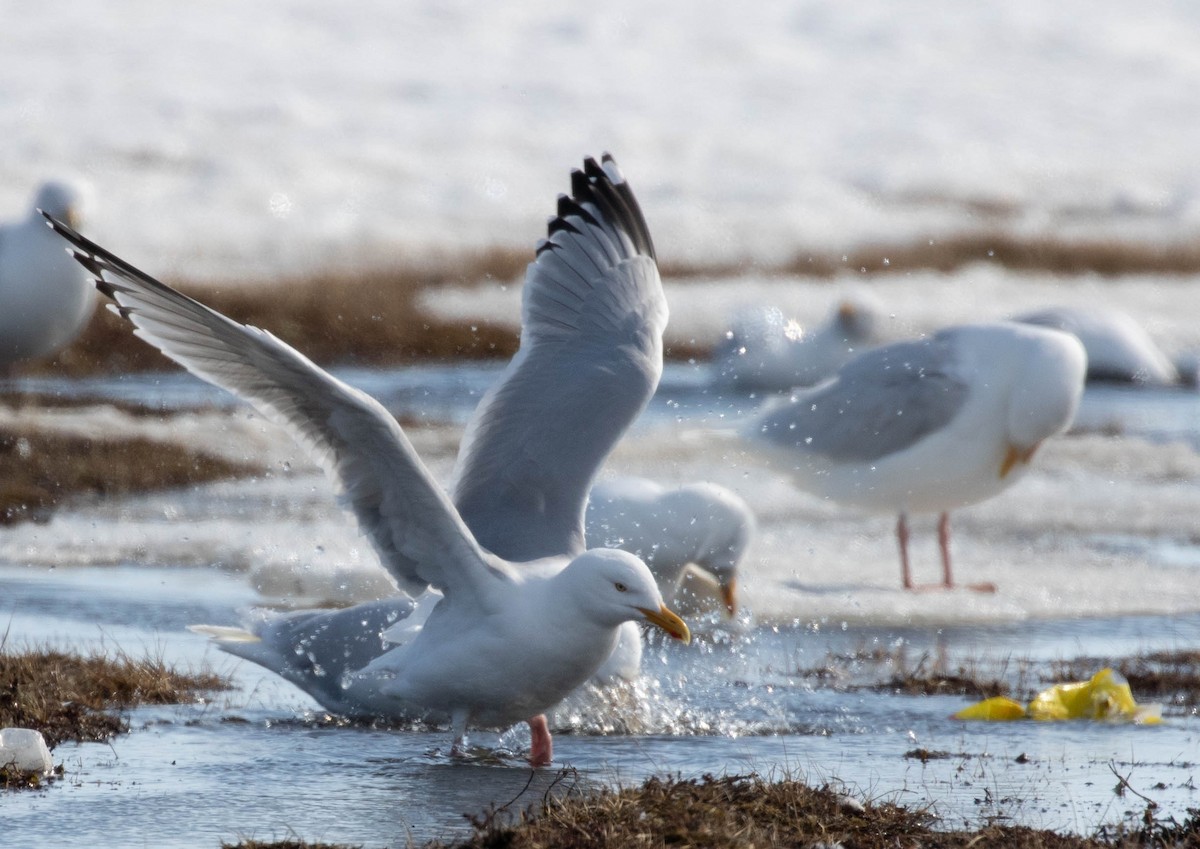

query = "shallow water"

[3,368,1200,847]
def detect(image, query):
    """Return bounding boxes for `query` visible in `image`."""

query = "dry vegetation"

[217,773,1200,849]
[0,645,230,749]
[16,230,1200,381]
[777,232,1200,279]
[0,423,260,524]
[1,645,230,789]
[438,773,1200,849]
[801,645,1200,712]
[20,250,530,379]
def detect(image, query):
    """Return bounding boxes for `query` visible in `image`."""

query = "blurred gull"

[743,322,1086,591]
[714,292,884,391]
[47,154,689,767]
[586,476,754,616]
[1013,305,1179,386]
[0,181,95,373]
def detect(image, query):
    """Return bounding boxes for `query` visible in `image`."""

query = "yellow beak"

[637,604,691,644]
[720,579,738,617]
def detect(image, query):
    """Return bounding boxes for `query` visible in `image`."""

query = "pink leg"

[938,512,954,587]
[527,714,553,766]
[897,513,914,590]
[941,511,998,593]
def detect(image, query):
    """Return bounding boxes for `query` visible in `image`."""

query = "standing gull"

[45,155,689,767]
[0,181,95,373]
[743,322,1086,591]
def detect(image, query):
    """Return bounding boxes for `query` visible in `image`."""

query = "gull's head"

[33,180,87,229]
[563,549,690,643]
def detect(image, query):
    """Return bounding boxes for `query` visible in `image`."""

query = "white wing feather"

[44,214,509,610]
[451,155,667,561]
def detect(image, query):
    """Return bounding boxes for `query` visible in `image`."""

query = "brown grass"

[1048,650,1200,709]
[780,232,1200,279]
[800,646,1016,700]
[0,645,230,750]
[0,423,261,525]
[805,644,1200,710]
[428,773,1199,849]
[15,229,1200,381]
[876,670,1010,699]
[20,250,529,379]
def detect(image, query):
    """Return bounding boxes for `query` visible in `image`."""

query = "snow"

[422,264,1200,365]
[5,1,1200,278]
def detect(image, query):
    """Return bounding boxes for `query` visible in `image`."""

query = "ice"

[423,265,1200,367]
[6,388,1200,627]
[0,728,53,776]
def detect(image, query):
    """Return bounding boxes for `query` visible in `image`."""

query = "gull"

[0,181,95,373]
[586,476,754,616]
[743,322,1086,591]
[1013,305,1178,386]
[714,293,884,391]
[45,154,689,767]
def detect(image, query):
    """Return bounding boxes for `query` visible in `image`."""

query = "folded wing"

[751,333,970,463]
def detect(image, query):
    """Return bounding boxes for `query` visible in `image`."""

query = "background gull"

[743,322,1086,592]
[46,154,689,767]
[0,181,95,374]
[713,292,885,391]
[1013,305,1179,387]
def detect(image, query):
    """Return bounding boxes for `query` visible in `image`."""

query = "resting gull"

[0,181,95,372]
[714,293,883,391]
[1013,305,1178,386]
[743,322,1086,591]
[45,154,689,766]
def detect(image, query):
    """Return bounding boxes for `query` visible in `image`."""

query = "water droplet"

[268,192,293,219]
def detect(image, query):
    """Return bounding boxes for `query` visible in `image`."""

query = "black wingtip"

[547,154,656,262]
[38,209,178,306]
[40,208,79,240]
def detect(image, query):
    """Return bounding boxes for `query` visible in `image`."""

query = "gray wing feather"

[42,213,507,610]
[751,334,970,462]
[452,155,666,561]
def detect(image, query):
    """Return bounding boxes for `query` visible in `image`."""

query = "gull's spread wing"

[451,155,667,561]
[44,213,508,609]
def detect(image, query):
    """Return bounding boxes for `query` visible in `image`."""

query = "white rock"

[0,728,54,775]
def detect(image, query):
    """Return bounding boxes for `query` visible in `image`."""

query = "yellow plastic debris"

[952,696,1027,721]
[954,669,1162,724]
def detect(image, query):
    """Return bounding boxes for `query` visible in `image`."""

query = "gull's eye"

[614,582,628,593]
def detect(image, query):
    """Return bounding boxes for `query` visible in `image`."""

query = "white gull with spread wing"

[45,155,688,767]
